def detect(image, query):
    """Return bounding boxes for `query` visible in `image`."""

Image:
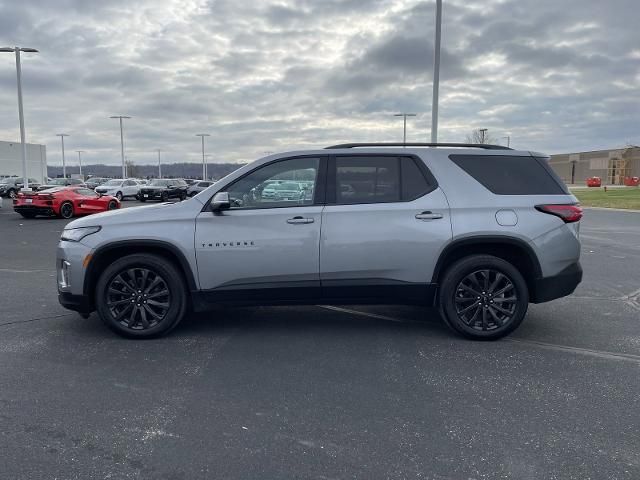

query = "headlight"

[61,226,101,242]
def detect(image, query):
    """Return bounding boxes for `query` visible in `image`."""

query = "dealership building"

[0,140,48,184]
[549,146,640,185]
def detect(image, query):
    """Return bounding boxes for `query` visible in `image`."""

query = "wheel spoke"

[147,299,169,308]
[468,272,483,291]
[455,296,477,303]
[146,289,169,299]
[487,306,503,326]
[127,269,139,290]
[114,275,135,293]
[482,270,490,291]
[114,304,133,321]
[466,304,481,325]
[143,304,163,321]
[458,300,480,315]
[139,306,150,328]
[459,284,482,297]
[144,276,162,294]
[107,298,132,307]
[492,296,517,304]
[492,303,514,315]
[127,306,138,327]
[487,273,504,294]
[481,307,488,331]
[493,283,514,297]
[140,269,149,290]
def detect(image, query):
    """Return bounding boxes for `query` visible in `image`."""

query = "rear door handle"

[415,211,443,220]
[287,216,314,224]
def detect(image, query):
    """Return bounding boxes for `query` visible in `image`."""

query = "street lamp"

[56,134,70,178]
[195,134,210,180]
[501,136,511,148]
[156,149,162,178]
[0,46,38,191]
[394,113,417,144]
[479,128,488,144]
[430,0,442,143]
[110,115,131,179]
[76,150,85,178]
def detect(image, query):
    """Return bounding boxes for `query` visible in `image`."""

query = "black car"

[139,179,188,202]
[0,177,41,198]
[85,177,110,189]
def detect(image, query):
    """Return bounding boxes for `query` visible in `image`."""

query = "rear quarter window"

[449,155,568,195]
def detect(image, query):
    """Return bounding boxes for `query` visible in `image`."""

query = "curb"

[583,206,640,213]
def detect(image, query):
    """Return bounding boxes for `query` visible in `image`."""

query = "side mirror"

[210,192,230,212]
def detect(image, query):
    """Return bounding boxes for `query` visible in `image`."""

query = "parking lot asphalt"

[1,201,639,479]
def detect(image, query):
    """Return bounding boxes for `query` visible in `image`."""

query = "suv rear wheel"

[438,255,529,340]
[95,254,187,338]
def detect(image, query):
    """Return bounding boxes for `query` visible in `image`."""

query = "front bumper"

[140,190,164,200]
[58,292,93,315]
[530,262,582,303]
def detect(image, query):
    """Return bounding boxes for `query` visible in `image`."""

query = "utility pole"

[76,150,85,178]
[195,134,210,180]
[156,149,162,178]
[110,115,131,179]
[430,0,442,143]
[0,46,38,191]
[394,113,417,144]
[479,128,488,144]
[56,134,70,178]
[501,136,510,147]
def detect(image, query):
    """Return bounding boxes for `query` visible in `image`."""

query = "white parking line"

[0,268,53,274]
[318,305,640,364]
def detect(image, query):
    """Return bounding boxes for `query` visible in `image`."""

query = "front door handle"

[415,211,443,220]
[287,216,314,224]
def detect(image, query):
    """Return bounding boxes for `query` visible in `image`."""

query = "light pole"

[501,136,511,148]
[195,134,210,180]
[430,0,442,143]
[479,128,488,144]
[75,150,85,178]
[110,115,131,179]
[1,46,38,191]
[394,113,417,144]
[56,134,70,178]
[156,149,162,178]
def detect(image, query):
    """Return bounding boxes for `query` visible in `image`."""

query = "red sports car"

[13,186,120,219]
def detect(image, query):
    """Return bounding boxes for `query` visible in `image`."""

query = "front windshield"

[149,179,170,186]
[103,180,122,186]
[276,182,300,190]
[50,179,67,185]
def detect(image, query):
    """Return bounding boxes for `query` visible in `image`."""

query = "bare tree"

[465,129,497,144]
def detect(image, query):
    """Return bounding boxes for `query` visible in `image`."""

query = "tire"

[180,193,187,201]
[140,198,146,202]
[8,189,17,199]
[438,255,529,340]
[19,212,37,219]
[59,201,74,219]
[95,254,188,338]
[161,191,169,202]
[107,200,118,210]
[115,191,123,201]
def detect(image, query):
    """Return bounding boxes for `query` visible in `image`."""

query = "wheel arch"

[432,236,542,293]
[83,240,198,308]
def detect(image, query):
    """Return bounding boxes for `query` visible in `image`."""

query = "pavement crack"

[0,313,75,327]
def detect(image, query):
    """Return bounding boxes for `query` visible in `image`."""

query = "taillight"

[38,194,54,200]
[535,204,583,223]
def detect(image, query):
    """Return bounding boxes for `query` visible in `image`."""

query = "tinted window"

[336,157,400,204]
[76,188,98,197]
[449,155,567,195]
[400,157,433,200]
[226,157,319,209]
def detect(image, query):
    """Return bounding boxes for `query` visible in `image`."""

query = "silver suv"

[57,143,583,340]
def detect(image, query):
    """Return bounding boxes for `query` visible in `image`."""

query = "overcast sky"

[0,0,638,166]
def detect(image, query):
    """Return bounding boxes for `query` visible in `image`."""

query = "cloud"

[0,0,638,169]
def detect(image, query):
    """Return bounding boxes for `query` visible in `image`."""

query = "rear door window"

[449,155,568,195]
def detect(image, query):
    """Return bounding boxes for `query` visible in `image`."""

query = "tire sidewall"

[116,192,123,201]
[95,254,187,338]
[439,255,529,340]
[108,200,117,210]
[8,189,17,199]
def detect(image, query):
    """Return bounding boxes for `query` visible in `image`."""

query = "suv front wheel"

[95,254,187,338]
[438,255,529,340]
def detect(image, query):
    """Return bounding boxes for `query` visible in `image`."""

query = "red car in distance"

[13,186,120,219]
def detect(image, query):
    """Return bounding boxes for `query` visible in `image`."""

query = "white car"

[94,179,141,201]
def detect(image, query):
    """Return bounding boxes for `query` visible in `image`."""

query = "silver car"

[57,143,582,340]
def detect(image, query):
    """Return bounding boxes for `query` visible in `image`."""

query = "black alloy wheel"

[59,202,74,219]
[161,191,169,202]
[115,191,123,201]
[8,189,17,199]
[454,270,517,331]
[439,255,529,340]
[95,254,187,338]
[105,268,170,331]
[108,200,118,210]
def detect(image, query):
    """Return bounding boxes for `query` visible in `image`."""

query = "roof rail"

[325,142,512,150]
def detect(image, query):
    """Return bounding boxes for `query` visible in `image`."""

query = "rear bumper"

[58,292,93,315]
[530,262,582,303]
[14,205,55,216]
